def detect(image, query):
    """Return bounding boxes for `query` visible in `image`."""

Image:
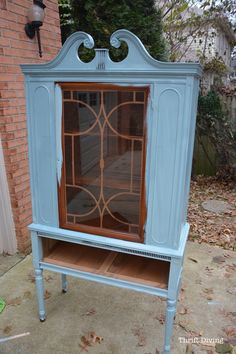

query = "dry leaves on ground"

[178,305,189,315]
[212,256,226,264]
[27,272,35,283]
[219,308,236,321]
[7,297,22,306]
[82,308,96,316]
[23,291,32,299]
[188,176,236,250]
[223,326,236,340]
[155,313,165,324]
[227,287,236,295]
[45,275,53,282]
[3,325,12,334]
[79,332,103,352]
[132,326,147,347]
[178,321,203,338]
[44,290,51,300]
[179,287,186,302]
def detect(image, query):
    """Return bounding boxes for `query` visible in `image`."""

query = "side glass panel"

[59,84,148,242]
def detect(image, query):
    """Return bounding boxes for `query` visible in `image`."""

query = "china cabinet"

[21,29,202,353]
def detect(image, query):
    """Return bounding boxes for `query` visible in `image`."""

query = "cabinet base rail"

[32,232,183,354]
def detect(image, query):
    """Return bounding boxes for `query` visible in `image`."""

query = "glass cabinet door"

[58,83,148,243]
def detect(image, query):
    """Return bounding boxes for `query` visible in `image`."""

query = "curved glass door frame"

[58,83,149,243]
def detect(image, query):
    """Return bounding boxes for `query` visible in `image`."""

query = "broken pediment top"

[21,29,202,77]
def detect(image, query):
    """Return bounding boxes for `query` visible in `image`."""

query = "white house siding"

[215,32,232,67]
[181,27,217,62]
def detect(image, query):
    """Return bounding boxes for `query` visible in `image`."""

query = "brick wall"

[0,0,61,253]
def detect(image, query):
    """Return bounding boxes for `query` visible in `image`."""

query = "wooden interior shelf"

[43,240,170,289]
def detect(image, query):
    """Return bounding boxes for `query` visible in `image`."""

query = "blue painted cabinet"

[22,30,201,353]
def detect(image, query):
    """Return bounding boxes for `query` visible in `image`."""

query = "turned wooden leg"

[35,268,46,322]
[61,273,68,293]
[163,298,177,354]
[163,255,183,353]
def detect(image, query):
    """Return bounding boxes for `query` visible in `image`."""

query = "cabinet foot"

[163,299,177,354]
[61,274,68,293]
[35,269,46,321]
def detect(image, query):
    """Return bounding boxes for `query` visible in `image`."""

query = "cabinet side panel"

[182,78,200,223]
[145,82,186,249]
[29,83,58,226]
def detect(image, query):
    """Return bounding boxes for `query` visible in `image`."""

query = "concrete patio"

[0,241,235,354]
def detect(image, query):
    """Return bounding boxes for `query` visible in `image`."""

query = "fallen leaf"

[27,272,35,283]
[91,332,103,344]
[178,321,201,337]
[223,228,232,235]
[132,327,147,347]
[156,314,165,324]
[7,297,22,306]
[212,256,226,264]
[224,272,232,278]
[178,305,188,315]
[137,337,146,346]
[221,234,231,245]
[179,288,185,302]
[207,295,214,300]
[79,332,103,351]
[82,308,96,316]
[44,290,51,300]
[205,266,214,275]
[219,308,233,319]
[204,289,214,300]
[225,264,236,273]
[3,325,12,334]
[203,288,214,295]
[45,275,53,282]
[23,291,32,299]
[178,321,189,332]
[223,326,236,339]
[188,257,198,263]
[227,287,236,295]
[80,335,90,352]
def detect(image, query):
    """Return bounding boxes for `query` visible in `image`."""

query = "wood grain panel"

[43,240,169,289]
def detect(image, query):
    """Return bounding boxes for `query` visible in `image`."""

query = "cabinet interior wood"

[42,239,170,289]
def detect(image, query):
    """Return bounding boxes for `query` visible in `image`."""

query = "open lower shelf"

[42,240,170,289]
